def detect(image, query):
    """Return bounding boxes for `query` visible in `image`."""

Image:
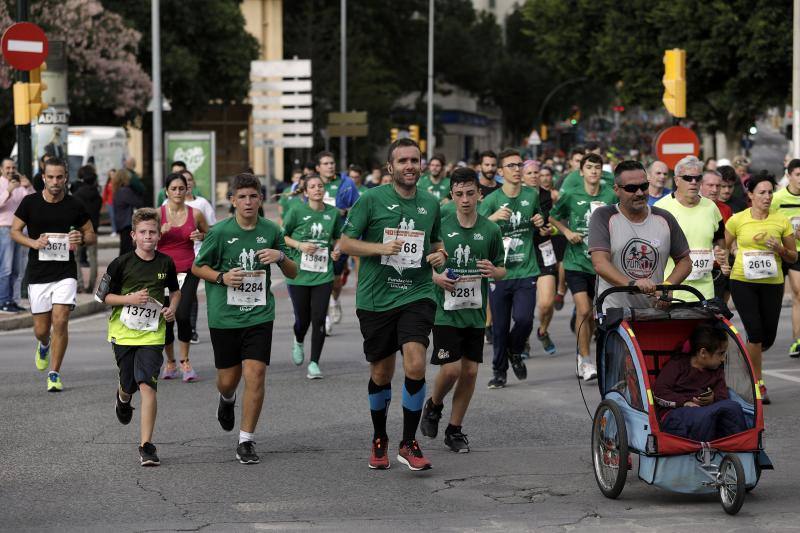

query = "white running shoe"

[330,299,342,324]
[325,315,333,335]
[580,357,598,382]
[575,354,583,378]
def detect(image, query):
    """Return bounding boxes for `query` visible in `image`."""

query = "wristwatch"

[216,272,225,285]
[628,280,636,287]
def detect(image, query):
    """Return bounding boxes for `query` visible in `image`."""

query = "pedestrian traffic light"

[409,124,420,143]
[662,48,686,118]
[390,128,399,142]
[13,82,30,125]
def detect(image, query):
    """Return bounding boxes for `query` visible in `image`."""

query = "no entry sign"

[655,126,700,170]
[1,22,48,71]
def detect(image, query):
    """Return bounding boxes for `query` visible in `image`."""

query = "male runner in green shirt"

[418,154,450,203]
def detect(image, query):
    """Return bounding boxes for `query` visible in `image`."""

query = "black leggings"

[165,271,200,346]
[730,279,783,350]
[287,282,333,363]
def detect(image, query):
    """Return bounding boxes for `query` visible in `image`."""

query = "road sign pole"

[16,0,31,181]
[151,0,163,207]
[339,0,347,170]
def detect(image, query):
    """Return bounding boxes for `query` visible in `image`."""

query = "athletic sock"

[239,430,255,444]
[41,338,51,349]
[402,377,426,443]
[445,424,461,436]
[368,379,391,440]
[220,392,235,404]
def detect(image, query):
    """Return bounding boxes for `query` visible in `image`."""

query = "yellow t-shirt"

[726,209,793,284]
[770,186,800,251]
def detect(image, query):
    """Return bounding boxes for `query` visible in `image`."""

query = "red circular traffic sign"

[654,126,700,170]
[1,22,48,71]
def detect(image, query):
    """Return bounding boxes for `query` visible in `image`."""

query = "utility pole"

[339,0,347,170]
[15,0,32,181]
[152,0,163,206]
[426,0,434,159]
[793,0,800,158]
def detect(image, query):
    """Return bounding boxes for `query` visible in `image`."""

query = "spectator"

[103,169,118,236]
[124,157,146,199]
[71,165,102,293]
[112,169,143,255]
[1,158,35,312]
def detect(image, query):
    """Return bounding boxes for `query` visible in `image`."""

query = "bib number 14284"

[227,270,267,306]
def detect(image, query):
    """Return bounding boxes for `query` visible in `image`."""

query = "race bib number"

[381,228,425,269]
[742,251,777,280]
[120,297,162,332]
[38,233,69,262]
[538,240,556,267]
[687,249,714,281]
[323,194,336,207]
[589,201,605,215]
[227,270,267,306]
[300,247,329,273]
[443,275,482,310]
[791,216,800,233]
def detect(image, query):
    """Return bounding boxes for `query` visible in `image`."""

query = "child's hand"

[161,306,176,322]
[128,289,150,305]
[683,400,699,407]
[694,391,714,406]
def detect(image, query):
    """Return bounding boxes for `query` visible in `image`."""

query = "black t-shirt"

[479,180,500,200]
[14,193,90,283]
[107,251,179,302]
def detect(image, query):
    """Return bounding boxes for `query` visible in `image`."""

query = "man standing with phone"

[0,158,34,313]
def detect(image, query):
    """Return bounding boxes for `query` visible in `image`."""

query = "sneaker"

[397,439,432,471]
[236,440,260,464]
[485,326,493,344]
[368,436,390,470]
[578,355,598,381]
[115,391,134,425]
[330,299,342,324]
[325,315,333,335]
[47,372,62,392]
[537,329,557,355]
[180,360,198,382]
[306,361,323,379]
[292,340,304,366]
[35,341,50,372]
[487,373,506,389]
[139,442,161,466]
[520,339,531,359]
[790,339,800,358]
[7,302,26,313]
[110,231,118,237]
[420,399,443,438]
[554,292,565,310]
[217,394,236,432]
[0,302,15,314]
[190,331,199,344]
[508,352,527,380]
[575,354,583,378]
[760,382,771,405]
[160,361,179,380]
[444,430,470,453]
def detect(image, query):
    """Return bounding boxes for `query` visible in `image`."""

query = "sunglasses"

[619,182,648,193]
[679,174,703,182]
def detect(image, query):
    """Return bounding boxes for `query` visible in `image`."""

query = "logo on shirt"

[323,214,332,221]
[521,200,530,207]
[417,207,428,215]
[455,244,471,267]
[256,236,267,244]
[302,215,312,221]
[226,238,239,244]
[621,238,659,279]
[238,248,257,270]
[398,218,416,230]
[310,222,324,239]
[576,200,587,206]
[386,204,400,211]
[473,233,484,241]
[447,232,459,238]
[157,272,166,280]
[509,211,523,230]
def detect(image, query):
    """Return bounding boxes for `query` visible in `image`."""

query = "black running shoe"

[487,373,506,389]
[444,430,470,453]
[508,352,527,380]
[420,398,443,438]
[236,440,260,464]
[485,326,493,345]
[115,391,134,425]
[217,394,235,432]
[139,442,160,466]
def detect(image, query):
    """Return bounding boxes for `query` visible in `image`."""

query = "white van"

[67,126,128,189]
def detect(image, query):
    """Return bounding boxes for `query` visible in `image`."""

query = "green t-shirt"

[358,185,369,195]
[194,216,289,328]
[106,251,179,346]
[323,177,340,208]
[478,187,541,279]
[440,201,457,219]
[282,202,343,286]
[434,213,504,328]
[558,169,614,194]
[342,184,442,312]
[771,186,800,251]
[418,174,451,203]
[279,190,301,216]
[550,183,617,274]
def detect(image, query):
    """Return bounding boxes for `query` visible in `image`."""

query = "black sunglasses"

[619,182,649,193]
[679,174,703,182]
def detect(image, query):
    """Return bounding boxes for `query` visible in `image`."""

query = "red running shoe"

[397,439,432,471]
[369,437,390,470]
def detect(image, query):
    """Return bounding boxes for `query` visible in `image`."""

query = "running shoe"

[35,341,50,372]
[508,352,527,380]
[292,340,304,366]
[538,329,557,355]
[790,339,800,358]
[485,325,493,345]
[575,354,583,378]
[397,439,432,471]
[190,331,200,344]
[325,315,333,335]
[236,441,260,464]
[760,382,771,405]
[369,436,390,470]
[520,339,531,359]
[330,299,342,324]
[7,302,26,313]
[217,394,236,432]
[139,442,161,466]
[420,398,443,438]
[180,360,198,382]
[160,361,179,380]
[115,391,134,425]
[554,292,565,311]
[47,372,62,392]
[0,302,15,314]
[487,373,507,389]
[578,355,598,381]
[306,361,323,379]
[444,430,470,453]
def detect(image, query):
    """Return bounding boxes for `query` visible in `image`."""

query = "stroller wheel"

[592,399,628,499]
[718,454,746,515]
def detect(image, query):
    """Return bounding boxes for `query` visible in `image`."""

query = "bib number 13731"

[227,270,267,306]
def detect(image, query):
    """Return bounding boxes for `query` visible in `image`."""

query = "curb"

[0,301,106,332]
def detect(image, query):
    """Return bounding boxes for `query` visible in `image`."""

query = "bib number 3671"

[227,270,267,306]
[38,233,70,262]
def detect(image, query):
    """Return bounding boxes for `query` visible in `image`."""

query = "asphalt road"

[1,269,799,533]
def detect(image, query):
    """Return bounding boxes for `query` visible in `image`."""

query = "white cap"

[717,158,731,167]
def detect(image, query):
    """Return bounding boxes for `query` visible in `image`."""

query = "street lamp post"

[793,0,799,158]
[426,0,434,159]
[152,0,163,206]
[340,0,347,170]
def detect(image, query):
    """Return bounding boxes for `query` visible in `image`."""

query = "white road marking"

[763,369,800,384]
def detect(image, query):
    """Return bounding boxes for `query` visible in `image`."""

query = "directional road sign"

[1,22,48,71]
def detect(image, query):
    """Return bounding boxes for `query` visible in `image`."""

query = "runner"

[156,173,209,382]
[726,171,796,404]
[541,166,568,311]
[550,153,616,381]
[477,150,500,199]
[419,167,505,452]
[339,138,446,471]
[557,144,615,193]
[770,158,800,358]
[98,208,180,466]
[654,156,728,302]
[646,160,671,206]
[10,157,96,391]
[479,149,545,389]
[418,154,450,203]
[192,173,298,464]
[282,174,343,379]
[349,164,369,195]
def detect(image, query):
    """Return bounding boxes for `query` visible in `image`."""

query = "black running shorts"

[209,322,273,369]
[565,269,596,299]
[114,344,164,394]
[356,298,436,363]
[431,325,484,365]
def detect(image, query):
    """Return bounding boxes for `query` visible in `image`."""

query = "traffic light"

[390,127,399,142]
[568,106,580,126]
[409,124,420,143]
[28,64,47,120]
[662,48,686,118]
[419,139,427,155]
[13,82,30,125]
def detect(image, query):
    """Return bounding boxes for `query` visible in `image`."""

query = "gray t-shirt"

[588,205,689,311]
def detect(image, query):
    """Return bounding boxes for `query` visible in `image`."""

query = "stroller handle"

[595,284,707,316]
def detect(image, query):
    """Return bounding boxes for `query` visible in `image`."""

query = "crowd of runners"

[5,141,799,468]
